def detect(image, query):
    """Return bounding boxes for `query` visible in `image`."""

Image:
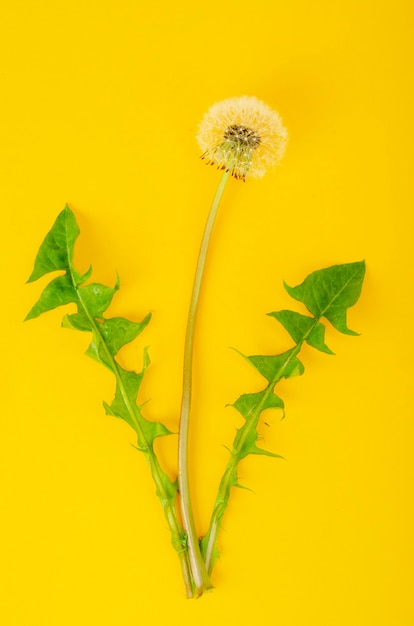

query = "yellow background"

[1,1,413,624]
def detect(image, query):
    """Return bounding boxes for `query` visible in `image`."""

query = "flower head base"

[197,96,288,181]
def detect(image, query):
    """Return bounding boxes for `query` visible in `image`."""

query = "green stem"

[201,318,320,574]
[68,266,195,598]
[178,170,231,595]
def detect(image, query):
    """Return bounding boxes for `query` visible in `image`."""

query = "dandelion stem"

[178,169,231,595]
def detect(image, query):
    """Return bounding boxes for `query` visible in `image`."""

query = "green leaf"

[62,311,91,332]
[233,422,283,460]
[230,390,284,460]
[84,316,152,372]
[103,354,149,426]
[103,368,143,426]
[27,205,79,283]
[246,348,304,383]
[202,261,366,575]
[140,417,173,449]
[232,390,284,420]
[26,206,198,588]
[100,314,152,356]
[104,353,172,448]
[284,261,365,335]
[78,281,119,319]
[268,310,334,354]
[25,274,78,320]
[26,206,172,476]
[85,328,114,371]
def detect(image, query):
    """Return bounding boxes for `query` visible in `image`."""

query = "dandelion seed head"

[197,96,288,181]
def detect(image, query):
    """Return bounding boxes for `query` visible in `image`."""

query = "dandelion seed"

[197,96,288,181]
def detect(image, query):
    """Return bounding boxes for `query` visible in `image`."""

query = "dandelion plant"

[26,95,365,598]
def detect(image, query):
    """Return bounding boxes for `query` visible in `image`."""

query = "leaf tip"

[23,309,35,322]
[229,346,248,361]
[283,280,295,296]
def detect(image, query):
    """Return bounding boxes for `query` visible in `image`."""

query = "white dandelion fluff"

[197,96,288,181]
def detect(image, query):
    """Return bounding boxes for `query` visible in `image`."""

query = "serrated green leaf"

[232,390,284,420]
[233,423,283,461]
[234,427,259,460]
[26,206,162,440]
[26,206,184,580]
[27,205,79,283]
[140,416,173,447]
[102,350,171,447]
[284,261,365,335]
[203,260,366,577]
[25,273,78,320]
[105,372,172,446]
[62,311,91,332]
[85,329,114,371]
[103,353,149,422]
[78,282,119,319]
[268,310,334,355]
[103,368,144,426]
[246,348,304,383]
[100,313,152,356]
